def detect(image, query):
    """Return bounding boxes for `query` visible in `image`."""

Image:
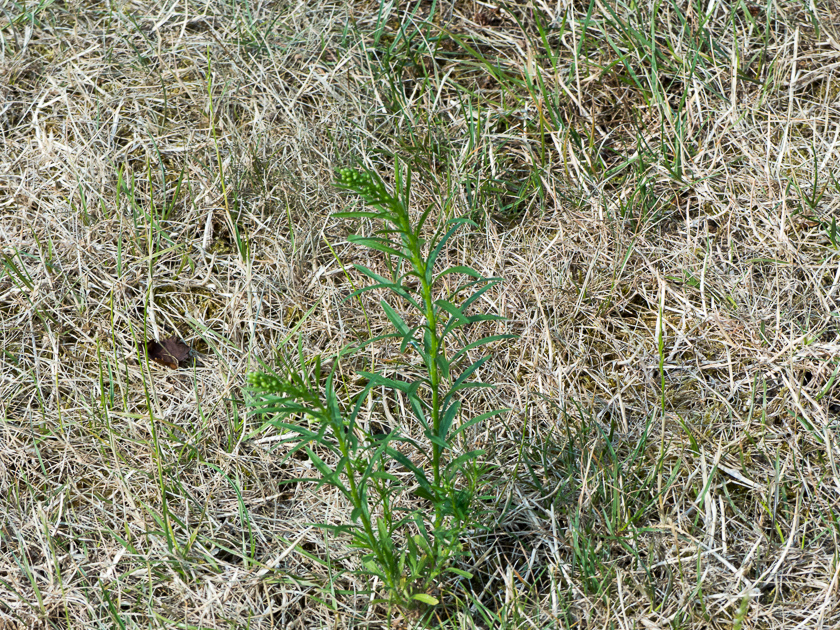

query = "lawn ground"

[1,0,840,628]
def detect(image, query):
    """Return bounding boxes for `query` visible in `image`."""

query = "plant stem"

[334,412,390,579]
[420,268,443,526]
[397,208,445,528]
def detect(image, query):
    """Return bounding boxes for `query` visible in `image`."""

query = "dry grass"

[1,0,840,627]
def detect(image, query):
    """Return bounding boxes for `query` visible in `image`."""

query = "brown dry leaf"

[140,336,191,369]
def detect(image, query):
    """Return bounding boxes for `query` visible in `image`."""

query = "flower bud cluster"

[337,168,378,197]
[246,371,284,393]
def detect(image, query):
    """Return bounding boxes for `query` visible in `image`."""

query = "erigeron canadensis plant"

[245,162,514,614]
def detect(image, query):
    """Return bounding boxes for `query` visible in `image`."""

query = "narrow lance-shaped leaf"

[424,430,448,449]
[434,299,471,327]
[351,503,370,523]
[448,334,517,365]
[348,236,409,261]
[435,352,451,381]
[461,277,503,309]
[440,311,506,342]
[408,392,430,430]
[433,265,483,284]
[332,210,388,220]
[414,203,436,238]
[444,277,493,307]
[467,313,507,323]
[452,356,490,388]
[450,408,510,439]
[344,282,407,304]
[412,594,439,606]
[306,448,350,497]
[357,371,412,392]
[386,447,432,491]
[437,400,461,444]
[399,325,423,355]
[260,420,321,441]
[381,300,410,336]
[425,219,470,283]
[442,356,489,409]
[444,449,484,481]
[359,435,396,484]
[349,263,421,309]
[346,380,375,426]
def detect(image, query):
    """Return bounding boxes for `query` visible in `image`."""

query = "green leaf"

[434,299,471,326]
[448,381,494,398]
[441,356,489,410]
[351,505,367,522]
[344,282,404,303]
[351,263,397,285]
[399,326,423,355]
[358,371,410,392]
[262,421,320,440]
[386,448,431,489]
[411,593,439,606]
[433,265,483,284]
[426,433,449,448]
[415,203,436,237]
[449,334,517,364]
[426,220,468,283]
[377,517,390,543]
[435,353,451,381]
[306,449,350,496]
[346,380,375,423]
[408,393,430,430]
[413,487,435,501]
[406,379,425,397]
[467,313,507,323]
[348,237,407,260]
[350,264,420,309]
[461,277,502,310]
[381,300,410,335]
[438,400,460,443]
[445,449,484,480]
[332,210,387,220]
[359,436,395,481]
[440,310,475,339]
[451,408,510,438]
[370,470,400,483]
[305,447,335,475]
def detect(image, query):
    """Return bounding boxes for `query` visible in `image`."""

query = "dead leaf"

[140,336,191,369]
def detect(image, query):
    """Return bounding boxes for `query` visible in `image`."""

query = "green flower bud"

[247,371,285,392]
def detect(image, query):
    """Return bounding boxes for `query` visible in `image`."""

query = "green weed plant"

[245,163,513,613]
